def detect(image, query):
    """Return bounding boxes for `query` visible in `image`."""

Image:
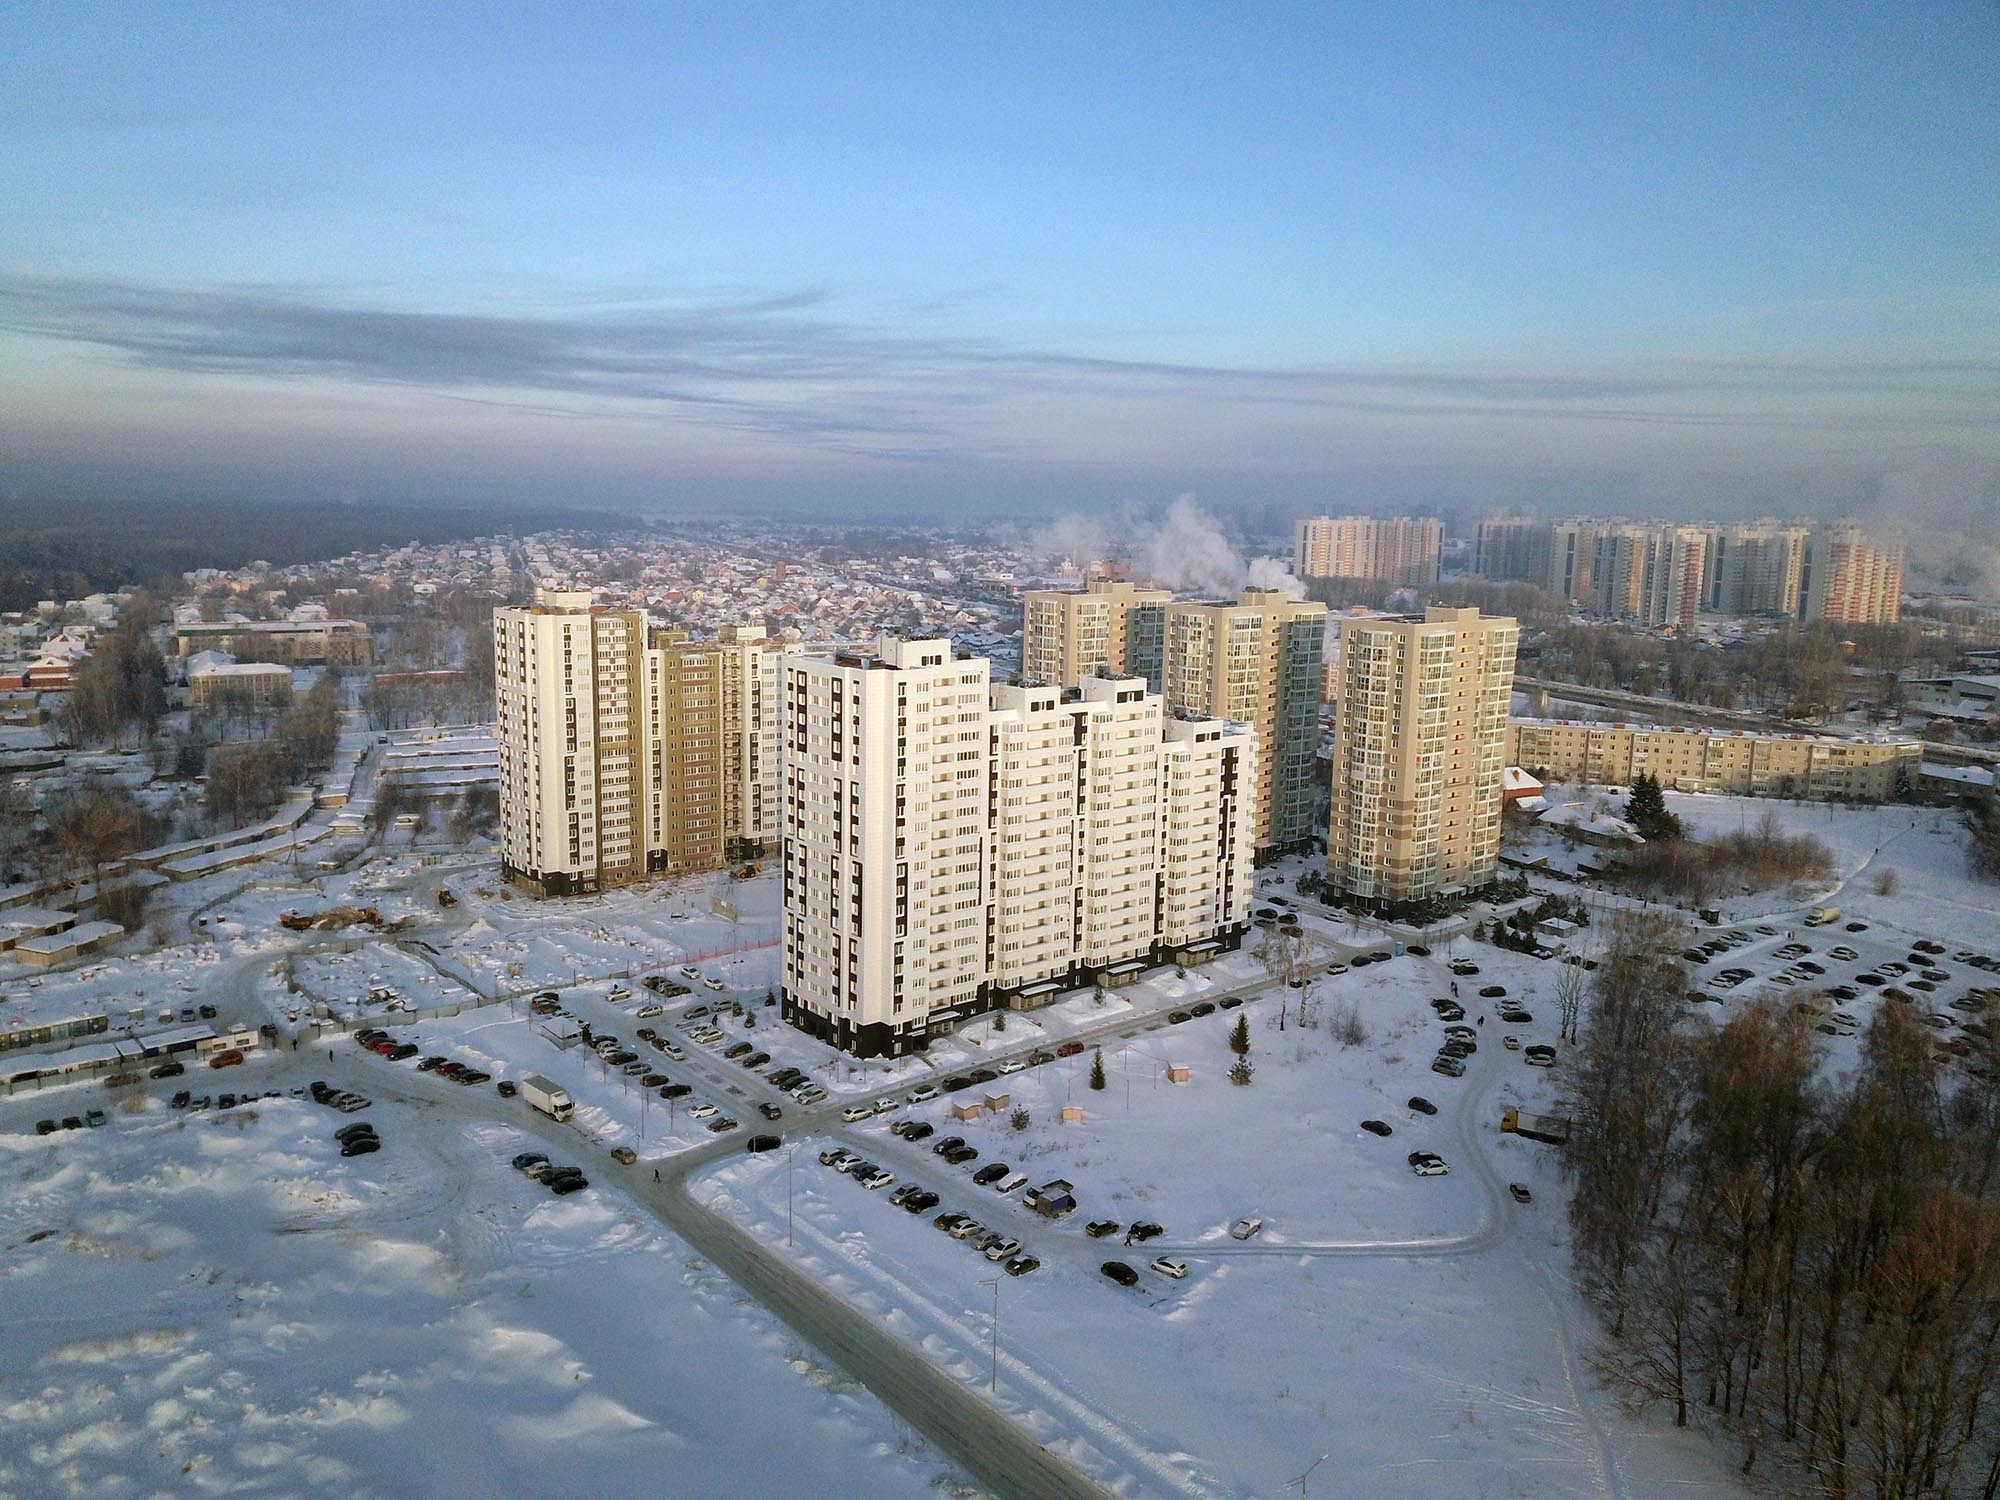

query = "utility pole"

[787,1147,797,1247]
[1289,1453,1328,1500]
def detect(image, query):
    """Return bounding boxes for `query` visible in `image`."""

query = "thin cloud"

[0,273,1992,458]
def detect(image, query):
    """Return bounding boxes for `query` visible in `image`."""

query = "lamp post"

[1289,1453,1329,1499]
[978,1276,1000,1392]
[787,1147,797,1247]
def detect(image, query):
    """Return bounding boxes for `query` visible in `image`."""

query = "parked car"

[841,1104,874,1123]
[1004,1254,1040,1276]
[1408,1152,1449,1177]
[1056,1041,1086,1057]
[1509,1183,1533,1204]
[1360,1119,1392,1137]
[340,1136,381,1157]
[208,1049,245,1069]
[1431,1055,1466,1077]
[1086,1219,1122,1239]
[745,1135,780,1153]
[1150,1256,1189,1279]
[972,1162,1010,1185]
[1100,1261,1141,1287]
[1407,1096,1437,1115]
[610,1147,638,1165]
[906,1084,939,1104]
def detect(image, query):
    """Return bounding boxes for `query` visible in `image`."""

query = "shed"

[1061,1106,1085,1126]
[1165,1063,1191,1084]
[951,1100,983,1123]
[13,918,123,968]
[982,1091,1011,1114]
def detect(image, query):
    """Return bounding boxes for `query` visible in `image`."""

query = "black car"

[745,1135,780,1153]
[35,1118,57,1135]
[758,1102,783,1121]
[1408,1096,1437,1115]
[1168,1010,1192,1023]
[1406,944,1430,957]
[1479,985,1507,998]
[496,1080,518,1098]
[941,1076,974,1092]
[512,1151,549,1172]
[903,1191,939,1213]
[169,1090,192,1108]
[943,1145,979,1165]
[660,1083,692,1099]
[900,1121,934,1142]
[642,1073,668,1088]
[388,1044,420,1061]
[741,1052,770,1069]
[1101,1261,1140,1287]
[417,1056,447,1071]
[149,1061,185,1079]
[932,1135,967,1156]
[548,1173,589,1195]
[335,1122,377,1143]
[1219,997,1243,1009]
[1127,1221,1165,1242]
[1189,1001,1216,1017]
[967,1068,999,1085]
[198,1004,218,1019]
[1086,1219,1122,1238]
[1360,1119,1393,1136]
[972,1162,1010,1185]
[340,1137,381,1157]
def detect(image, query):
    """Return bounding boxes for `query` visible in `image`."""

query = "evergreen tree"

[1089,1048,1107,1091]
[1228,1013,1251,1057]
[1229,1057,1254,1087]
[1624,772,1683,841]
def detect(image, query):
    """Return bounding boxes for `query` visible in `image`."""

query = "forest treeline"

[1566,914,2000,1499]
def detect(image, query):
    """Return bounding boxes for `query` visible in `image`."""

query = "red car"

[1056,1041,1086,1058]
[208,1049,244,1069]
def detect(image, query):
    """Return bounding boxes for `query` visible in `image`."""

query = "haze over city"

[2,4,1995,525]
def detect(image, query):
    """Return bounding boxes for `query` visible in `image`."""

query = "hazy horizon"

[3,6,1995,539]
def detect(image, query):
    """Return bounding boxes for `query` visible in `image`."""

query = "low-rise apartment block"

[1506,718,1919,800]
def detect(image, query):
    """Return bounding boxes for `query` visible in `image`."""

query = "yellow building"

[1505,718,1918,800]
[1020,579,1170,689]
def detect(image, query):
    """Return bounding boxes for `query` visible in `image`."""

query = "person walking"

[653,1168,660,1183]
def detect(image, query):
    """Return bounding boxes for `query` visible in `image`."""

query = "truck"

[1500,1108,1571,1146]
[521,1075,574,1123]
[1804,906,1841,927]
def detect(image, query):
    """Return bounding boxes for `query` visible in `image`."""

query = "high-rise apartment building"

[1471,517,1555,588]
[1703,522,1807,616]
[716,624,780,855]
[1020,579,1170,689]
[495,588,761,896]
[1162,590,1326,859]
[1294,515,1443,586]
[1801,524,1903,625]
[1583,524,1707,629]
[779,640,1254,1056]
[1326,606,1518,913]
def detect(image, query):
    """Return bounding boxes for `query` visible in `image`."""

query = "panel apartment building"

[1293,515,1443,587]
[494,588,771,896]
[779,639,1254,1057]
[1022,585,1323,861]
[1020,579,1169,689]
[1326,606,1518,913]
[1506,719,1918,800]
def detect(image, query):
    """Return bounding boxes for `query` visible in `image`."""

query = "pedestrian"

[653,1168,660,1183]
[329,1049,334,1061]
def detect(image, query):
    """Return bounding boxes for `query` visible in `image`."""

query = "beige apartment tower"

[1327,606,1518,912]
[1021,579,1170,689]
[495,588,751,897]
[1801,524,1903,625]
[1294,515,1443,587]
[1162,590,1326,859]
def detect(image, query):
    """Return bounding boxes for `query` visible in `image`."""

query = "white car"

[702,976,725,991]
[1409,1155,1449,1177]
[635,1003,665,1019]
[983,1237,1023,1262]
[680,965,701,979]
[996,1059,1027,1075]
[1503,1035,1521,1050]
[660,1042,684,1061]
[860,1169,894,1190]
[1229,1217,1264,1240]
[1150,1256,1189,1279]
[840,1104,873,1123]
[871,1096,899,1114]
[906,1084,939,1104]
[688,1103,718,1119]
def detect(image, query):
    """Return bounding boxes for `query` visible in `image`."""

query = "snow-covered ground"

[0,1087,967,1500]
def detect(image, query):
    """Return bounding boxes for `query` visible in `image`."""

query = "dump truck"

[521,1075,574,1123]
[1500,1108,1571,1146]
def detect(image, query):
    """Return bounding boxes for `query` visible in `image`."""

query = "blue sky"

[1,3,1995,524]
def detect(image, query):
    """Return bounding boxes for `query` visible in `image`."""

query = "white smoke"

[1026,514,1113,574]
[1859,450,2000,598]
[1244,555,1306,600]
[1141,493,1244,596]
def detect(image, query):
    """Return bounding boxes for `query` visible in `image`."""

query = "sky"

[0,3,1995,530]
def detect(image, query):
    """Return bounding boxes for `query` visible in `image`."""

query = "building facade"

[172,619,373,666]
[1020,579,1171,689]
[1703,522,1808,615]
[1293,515,1443,586]
[1801,524,1904,626]
[1161,590,1325,860]
[494,588,754,897]
[1327,607,1518,912]
[778,640,1254,1057]
[1506,718,1920,799]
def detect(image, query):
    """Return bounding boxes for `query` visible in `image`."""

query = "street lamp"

[1289,1453,1329,1499]
[978,1276,1000,1392]
[787,1147,797,1247]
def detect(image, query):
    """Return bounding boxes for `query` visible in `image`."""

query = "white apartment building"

[1327,607,1518,913]
[780,641,1255,1056]
[780,639,992,1057]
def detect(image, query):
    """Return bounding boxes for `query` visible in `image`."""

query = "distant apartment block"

[1327,607,1518,912]
[1293,515,1442,586]
[1020,579,1169,689]
[171,618,373,666]
[493,588,771,897]
[1473,514,1901,625]
[779,639,1253,1057]
[1801,523,1903,626]
[1506,718,1918,800]
[1703,521,1807,615]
